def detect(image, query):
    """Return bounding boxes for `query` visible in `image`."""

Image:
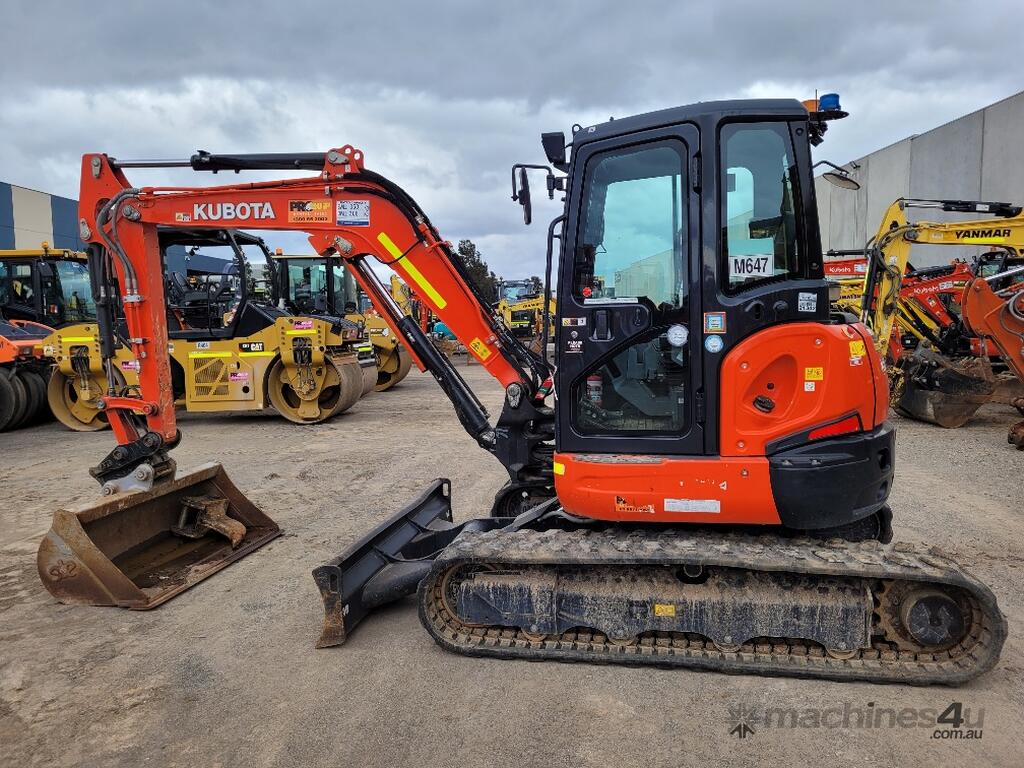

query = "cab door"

[556,126,703,456]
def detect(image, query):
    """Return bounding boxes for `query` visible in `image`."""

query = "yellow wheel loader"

[42,228,375,430]
[271,251,413,391]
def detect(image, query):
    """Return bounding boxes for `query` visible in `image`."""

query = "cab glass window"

[576,142,687,309]
[720,123,801,292]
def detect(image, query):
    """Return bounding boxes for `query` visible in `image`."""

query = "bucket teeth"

[172,495,247,548]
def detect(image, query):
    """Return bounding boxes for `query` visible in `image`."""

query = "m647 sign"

[729,253,774,280]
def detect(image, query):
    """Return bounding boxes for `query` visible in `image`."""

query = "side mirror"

[517,167,532,225]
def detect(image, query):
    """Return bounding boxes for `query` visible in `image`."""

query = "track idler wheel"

[267,355,361,424]
[47,369,116,431]
[374,344,413,392]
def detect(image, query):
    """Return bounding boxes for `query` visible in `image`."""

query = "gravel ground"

[1,364,1022,767]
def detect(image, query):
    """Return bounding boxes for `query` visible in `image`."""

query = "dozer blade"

[312,479,507,648]
[37,462,280,609]
[896,355,996,428]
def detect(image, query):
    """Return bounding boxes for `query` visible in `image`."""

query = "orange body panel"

[720,321,881,457]
[553,452,780,524]
[555,321,886,524]
[962,278,1024,381]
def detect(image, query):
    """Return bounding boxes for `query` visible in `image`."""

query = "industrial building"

[815,89,1024,266]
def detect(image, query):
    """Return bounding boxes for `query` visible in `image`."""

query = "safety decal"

[43,345,55,357]
[288,199,331,224]
[804,366,824,381]
[654,604,677,617]
[337,200,370,226]
[174,212,191,223]
[703,312,726,334]
[848,339,866,367]
[704,334,724,353]
[804,381,816,391]
[565,339,583,354]
[614,496,656,515]
[562,317,586,327]
[229,371,250,382]
[469,337,492,360]
[665,498,721,514]
[797,292,818,312]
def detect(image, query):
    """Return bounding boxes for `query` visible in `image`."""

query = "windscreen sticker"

[798,292,818,312]
[337,200,370,226]
[703,312,727,334]
[288,199,331,224]
[665,498,721,514]
[729,253,774,280]
[804,367,824,381]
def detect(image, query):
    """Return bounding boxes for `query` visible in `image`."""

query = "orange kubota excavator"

[38,97,1006,684]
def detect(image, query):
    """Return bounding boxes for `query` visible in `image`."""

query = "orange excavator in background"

[38,96,1005,685]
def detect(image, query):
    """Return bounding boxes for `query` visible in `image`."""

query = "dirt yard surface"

[1,365,1022,767]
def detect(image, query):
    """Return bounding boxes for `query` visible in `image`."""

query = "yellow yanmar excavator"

[38,97,1006,685]
[857,199,1024,441]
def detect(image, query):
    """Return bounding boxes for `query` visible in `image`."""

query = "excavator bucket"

[895,352,996,428]
[37,462,280,609]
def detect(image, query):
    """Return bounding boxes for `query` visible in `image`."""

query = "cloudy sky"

[2,1,1020,278]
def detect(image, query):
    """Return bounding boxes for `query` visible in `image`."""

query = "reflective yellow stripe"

[285,329,318,335]
[238,351,275,357]
[60,336,95,343]
[553,461,565,476]
[189,351,232,358]
[377,231,447,309]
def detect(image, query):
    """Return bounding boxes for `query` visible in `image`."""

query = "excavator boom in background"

[856,199,1024,439]
[42,97,1006,684]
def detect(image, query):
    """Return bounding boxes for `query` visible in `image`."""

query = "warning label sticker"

[614,496,656,515]
[848,340,866,356]
[469,337,492,360]
[804,367,824,381]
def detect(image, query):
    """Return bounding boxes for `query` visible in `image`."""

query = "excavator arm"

[862,198,1024,430]
[77,148,553,489]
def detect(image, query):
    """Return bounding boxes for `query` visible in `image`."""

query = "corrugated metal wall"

[0,182,85,250]
[815,89,1024,268]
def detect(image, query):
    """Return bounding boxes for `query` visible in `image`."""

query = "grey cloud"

[1,1,1021,278]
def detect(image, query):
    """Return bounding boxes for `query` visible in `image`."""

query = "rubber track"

[418,528,1007,685]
